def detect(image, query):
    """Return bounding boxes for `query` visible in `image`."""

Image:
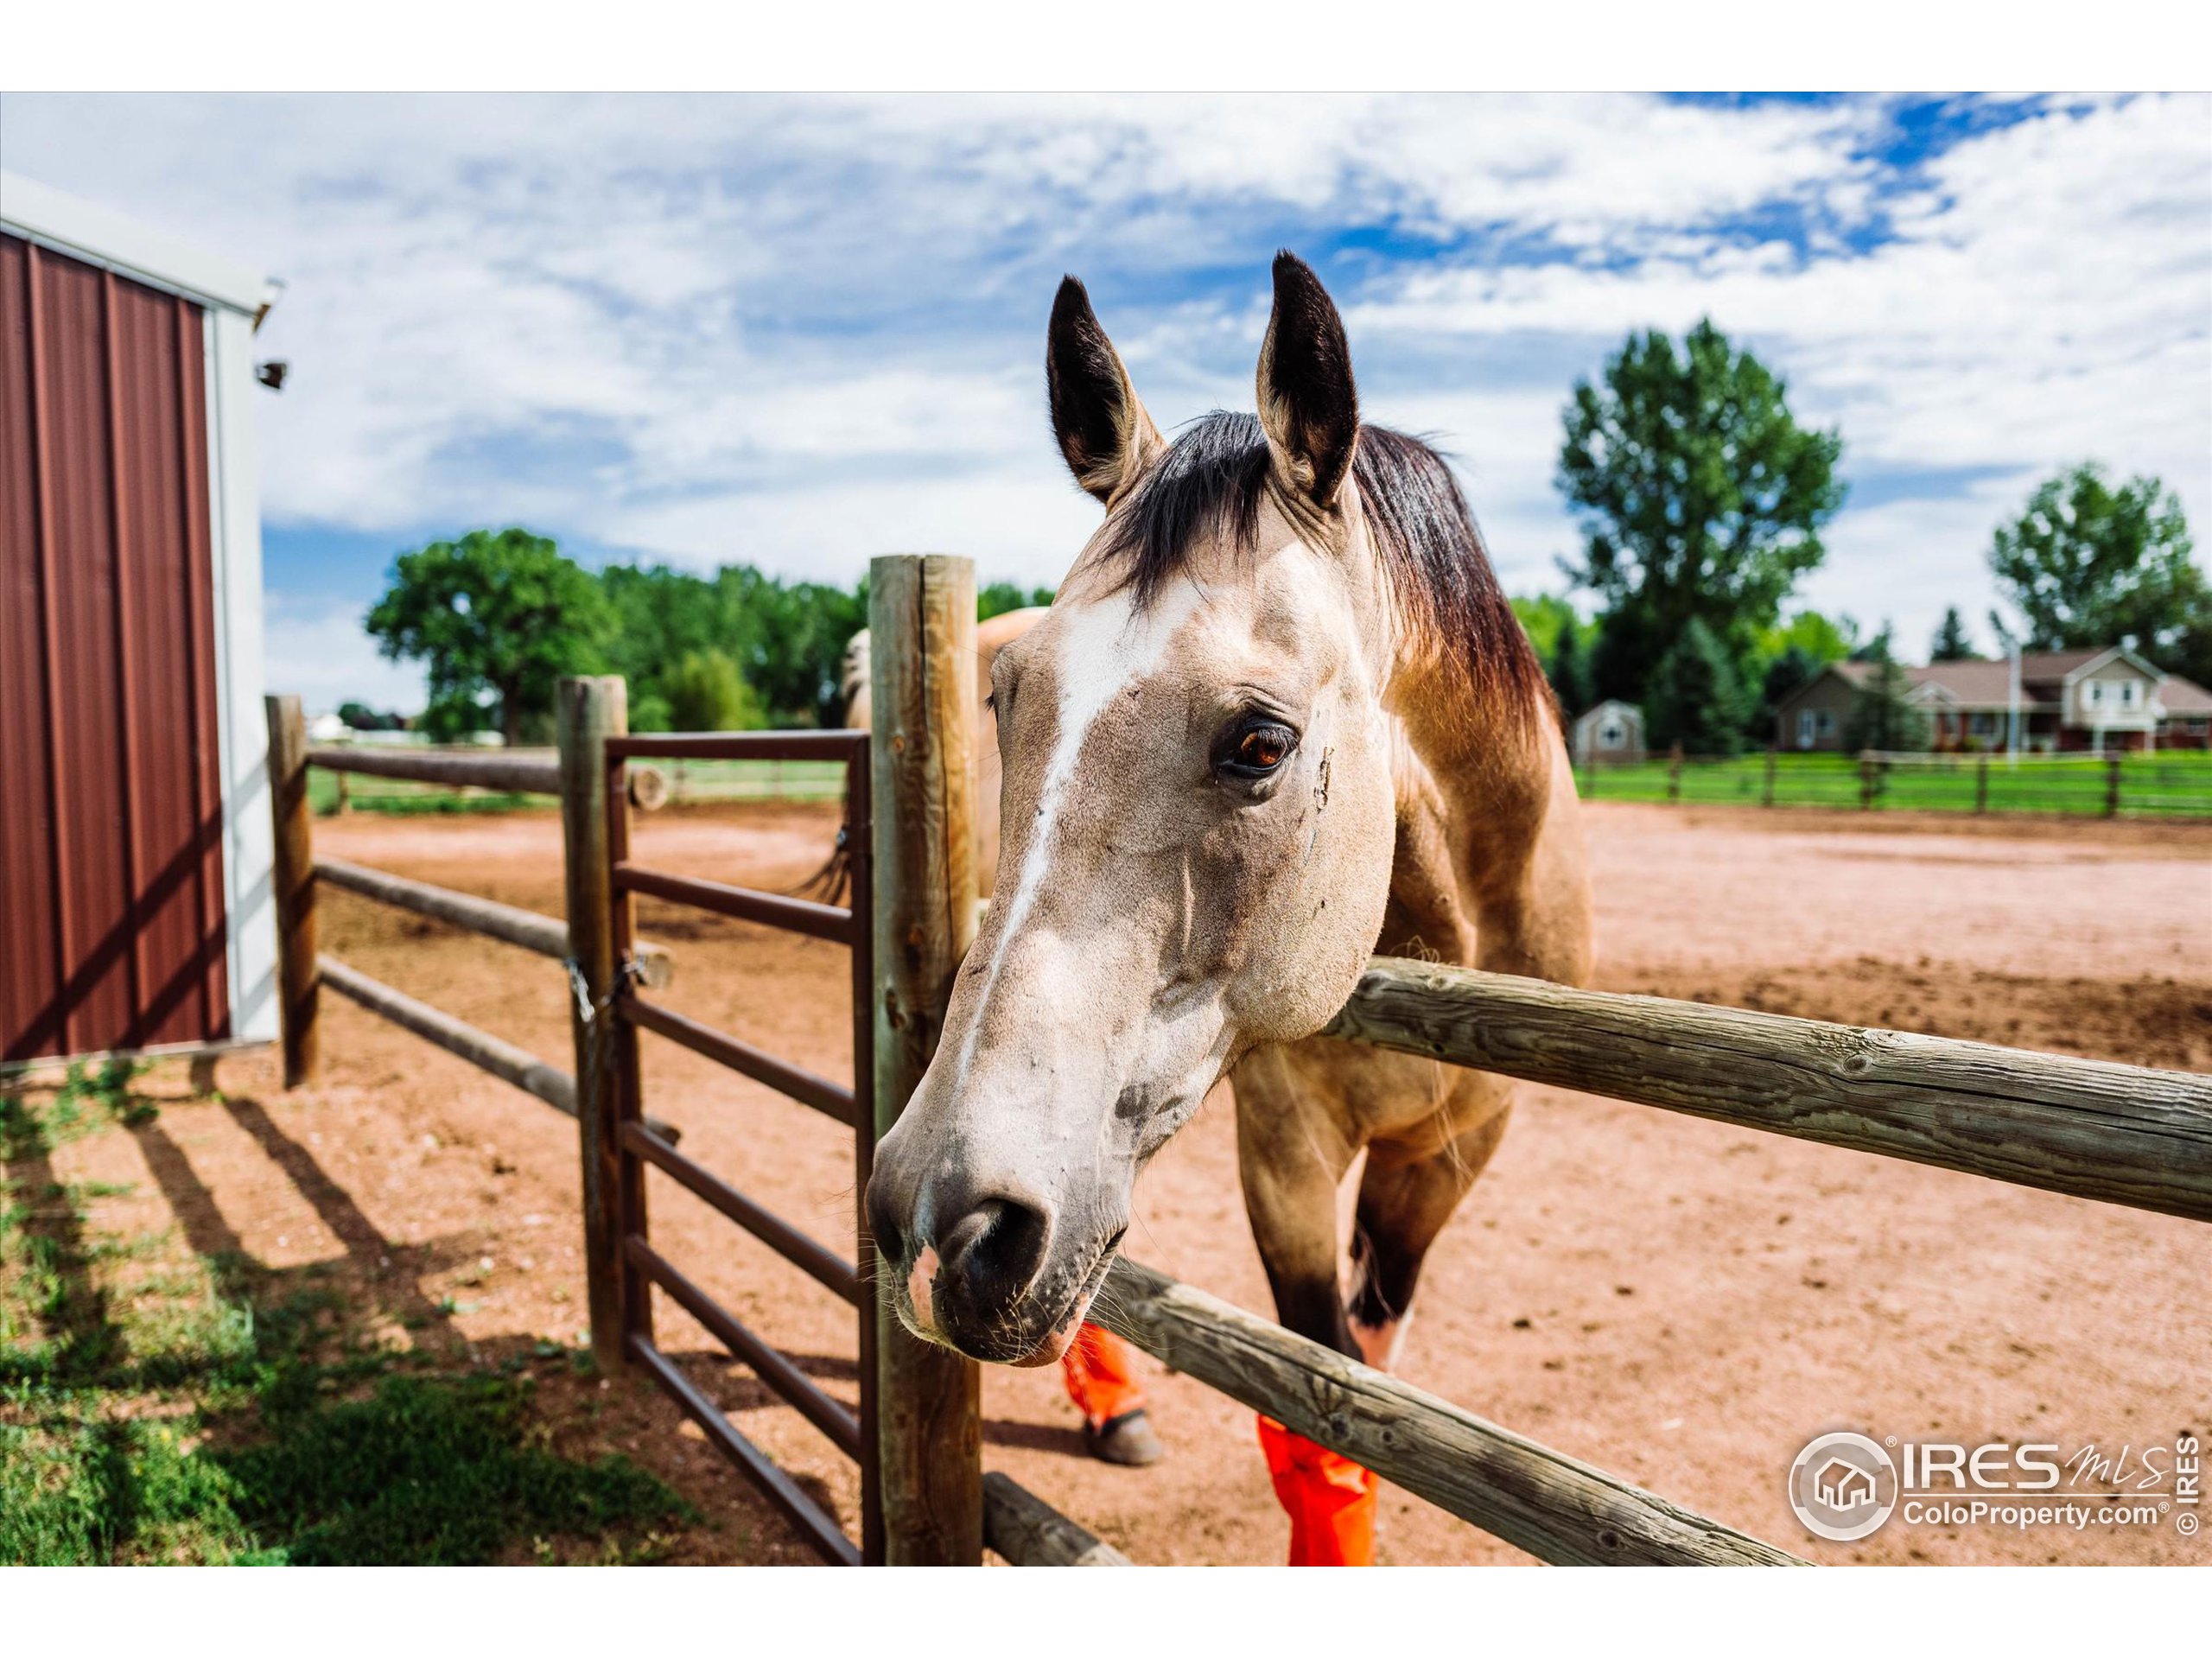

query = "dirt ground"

[114,799,2210,1565]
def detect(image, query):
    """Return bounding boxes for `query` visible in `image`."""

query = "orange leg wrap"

[1256,1414,1378,1566]
[1060,1323,1147,1427]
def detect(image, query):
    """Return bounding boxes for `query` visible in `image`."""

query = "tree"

[979,580,1055,621]
[715,567,868,727]
[1757,608,1859,667]
[336,701,405,732]
[662,649,763,732]
[1548,616,1594,718]
[1750,608,1858,735]
[1643,618,1752,755]
[1759,644,1822,734]
[1843,632,1931,753]
[1929,607,1974,662]
[365,529,611,746]
[1558,321,1846,702]
[1989,464,2209,683]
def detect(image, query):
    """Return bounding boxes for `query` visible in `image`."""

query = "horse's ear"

[1046,276,1161,505]
[1256,251,1358,506]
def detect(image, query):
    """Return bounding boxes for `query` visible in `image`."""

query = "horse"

[861,252,1594,1561]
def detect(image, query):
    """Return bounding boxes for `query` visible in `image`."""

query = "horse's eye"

[1219,721,1298,779]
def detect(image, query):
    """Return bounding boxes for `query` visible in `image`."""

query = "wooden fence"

[1581,743,2212,818]
[267,555,2212,1567]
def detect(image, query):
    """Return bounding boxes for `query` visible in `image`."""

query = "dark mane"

[1097,411,1551,720]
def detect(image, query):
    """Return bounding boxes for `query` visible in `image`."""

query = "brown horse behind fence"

[859,253,1593,1563]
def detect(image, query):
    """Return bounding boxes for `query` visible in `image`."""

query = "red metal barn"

[3,174,279,1065]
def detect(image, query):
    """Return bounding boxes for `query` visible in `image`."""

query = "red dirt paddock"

[111,795,2209,1565]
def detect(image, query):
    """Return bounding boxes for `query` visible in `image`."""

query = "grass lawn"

[1580,751,2212,817]
[307,757,849,817]
[0,1064,691,1565]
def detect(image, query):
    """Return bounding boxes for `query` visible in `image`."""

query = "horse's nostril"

[939,1195,1050,1307]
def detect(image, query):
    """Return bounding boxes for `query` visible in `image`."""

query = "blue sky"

[4,92,2206,711]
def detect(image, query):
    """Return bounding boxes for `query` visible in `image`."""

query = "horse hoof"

[1085,1408,1165,1467]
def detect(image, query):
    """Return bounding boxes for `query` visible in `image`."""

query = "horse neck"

[1379,594,1582,982]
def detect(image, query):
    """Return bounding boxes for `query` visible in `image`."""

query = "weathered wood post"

[867,554,984,1567]
[1667,742,1683,804]
[558,675,639,1373]
[2105,753,2123,818]
[1859,751,1877,810]
[264,696,319,1088]
[1763,744,1777,808]
[334,767,351,816]
[1975,753,1990,815]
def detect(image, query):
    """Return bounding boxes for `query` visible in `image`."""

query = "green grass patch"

[1,1073,692,1565]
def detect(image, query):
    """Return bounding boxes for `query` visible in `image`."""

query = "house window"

[1970,712,1997,738]
[2085,682,2104,709]
[1599,721,1624,747]
[1815,710,1834,736]
[2120,681,2139,708]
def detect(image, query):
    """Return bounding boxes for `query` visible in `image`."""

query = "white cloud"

[261,597,426,715]
[3,91,2205,692]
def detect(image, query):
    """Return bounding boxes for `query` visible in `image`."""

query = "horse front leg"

[1347,1077,1513,1372]
[1231,1046,1374,1565]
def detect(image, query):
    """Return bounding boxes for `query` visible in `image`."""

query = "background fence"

[1583,747,2212,817]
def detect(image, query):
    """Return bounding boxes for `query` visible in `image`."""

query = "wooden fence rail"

[313,855,672,985]
[317,953,578,1116]
[1325,957,2212,1223]
[982,1473,1132,1567]
[308,744,566,796]
[1094,1258,1801,1566]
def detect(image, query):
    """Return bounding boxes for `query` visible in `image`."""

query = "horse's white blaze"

[949,582,1205,1090]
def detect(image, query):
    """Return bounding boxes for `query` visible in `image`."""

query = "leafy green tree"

[1988,464,2209,683]
[599,565,727,701]
[1929,606,1974,662]
[661,649,764,732]
[714,568,868,728]
[365,529,611,746]
[1643,618,1752,755]
[1757,608,1859,667]
[1843,632,1932,753]
[1558,321,1846,702]
[1509,594,1575,663]
[979,581,1055,621]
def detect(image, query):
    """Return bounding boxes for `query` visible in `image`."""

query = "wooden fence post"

[867,554,984,1567]
[1859,751,1877,810]
[559,675,638,1374]
[1667,742,1683,804]
[1975,753,1990,815]
[264,696,319,1088]
[2105,753,2123,818]
[1763,744,1777,808]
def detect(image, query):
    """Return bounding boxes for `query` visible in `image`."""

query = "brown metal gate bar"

[601,728,879,1565]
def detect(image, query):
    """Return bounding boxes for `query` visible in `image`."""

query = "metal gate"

[595,728,878,1564]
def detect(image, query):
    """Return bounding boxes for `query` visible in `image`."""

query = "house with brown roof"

[1773,646,2212,753]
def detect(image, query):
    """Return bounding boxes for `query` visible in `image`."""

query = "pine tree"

[1929,607,1973,662]
[1643,618,1751,756]
[1844,635,1932,753]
